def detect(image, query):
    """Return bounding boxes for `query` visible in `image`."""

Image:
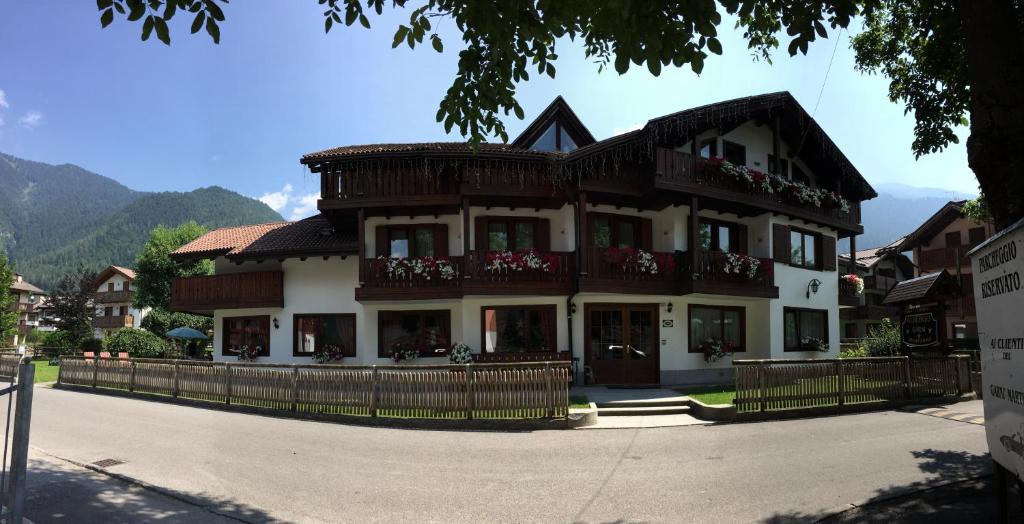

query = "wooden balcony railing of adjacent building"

[7,303,33,313]
[917,246,975,272]
[654,148,862,232]
[864,275,898,293]
[94,314,135,329]
[839,277,862,307]
[839,305,899,321]
[170,271,284,314]
[683,251,778,298]
[95,290,135,304]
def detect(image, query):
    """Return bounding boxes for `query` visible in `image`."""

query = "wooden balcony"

[579,248,681,295]
[654,148,862,233]
[918,246,974,272]
[170,271,284,315]
[839,277,862,307]
[95,314,134,329]
[462,251,575,296]
[683,251,778,298]
[95,290,134,304]
[864,275,898,293]
[839,305,899,321]
[356,256,466,301]
[7,302,33,313]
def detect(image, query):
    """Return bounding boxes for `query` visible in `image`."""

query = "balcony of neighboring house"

[838,276,862,307]
[917,245,975,273]
[95,289,135,304]
[864,274,898,294]
[652,148,863,233]
[7,302,33,313]
[170,271,284,315]
[94,314,134,329]
[839,305,899,322]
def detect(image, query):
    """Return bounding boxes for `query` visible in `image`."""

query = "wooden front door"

[585,304,660,385]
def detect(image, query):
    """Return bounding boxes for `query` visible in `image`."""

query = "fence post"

[369,365,379,417]
[56,356,63,386]
[128,360,136,393]
[291,367,299,412]
[837,360,846,406]
[903,356,913,400]
[464,364,474,420]
[173,361,180,398]
[92,357,98,388]
[758,361,768,412]
[224,364,233,405]
[545,362,554,418]
[7,357,34,524]
[953,356,963,396]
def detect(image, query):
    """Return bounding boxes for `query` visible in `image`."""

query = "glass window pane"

[415,227,435,257]
[804,234,816,268]
[724,142,746,165]
[784,311,799,350]
[790,230,803,265]
[381,311,449,356]
[390,229,409,258]
[514,222,535,251]
[617,221,636,249]
[802,311,826,341]
[723,310,741,348]
[320,315,355,356]
[593,309,623,360]
[530,123,558,152]
[699,140,717,159]
[690,307,721,349]
[296,317,318,354]
[559,127,577,152]
[488,222,508,251]
[592,217,611,248]
[699,223,712,251]
[717,225,731,252]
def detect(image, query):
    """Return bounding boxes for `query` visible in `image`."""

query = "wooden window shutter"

[536,218,551,252]
[434,224,449,257]
[736,224,748,255]
[772,223,790,264]
[640,218,653,251]
[375,226,388,258]
[474,216,487,252]
[822,235,837,271]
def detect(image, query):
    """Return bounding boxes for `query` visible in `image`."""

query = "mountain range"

[0,152,282,290]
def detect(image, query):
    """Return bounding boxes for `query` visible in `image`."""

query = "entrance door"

[586,304,660,385]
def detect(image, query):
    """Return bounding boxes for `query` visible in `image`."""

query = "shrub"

[106,328,168,358]
[840,346,869,359]
[41,330,76,349]
[141,308,213,339]
[79,338,104,353]
[863,318,902,357]
[448,342,473,364]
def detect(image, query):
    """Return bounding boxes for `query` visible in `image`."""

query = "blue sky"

[0,3,977,220]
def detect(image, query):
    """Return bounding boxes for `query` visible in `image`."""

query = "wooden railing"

[360,256,465,291]
[838,276,862,305]
[474,352,572,363]
[465,250,575,288]
[583,247,680,284]
[918,246,975,272]
[8,303,33,313]
[95,290,134,304]
[839,305,899,321]
[324,168,459,201]
[171,271,284,313]
[94,314,134,329]
[58,357,571,419]
[688,251,775,290]
[733,356,971,414]
[654,148,862,228]
[864,275,898,293]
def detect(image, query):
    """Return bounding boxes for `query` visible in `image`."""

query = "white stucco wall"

[93,273,149,337]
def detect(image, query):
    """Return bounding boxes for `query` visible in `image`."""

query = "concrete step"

[597,405,692,417]
[595,398,690,409]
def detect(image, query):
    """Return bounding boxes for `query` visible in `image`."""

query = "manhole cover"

[91,458,124,468]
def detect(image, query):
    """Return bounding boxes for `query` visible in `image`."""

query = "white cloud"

[611,122,644,136]
[0,89,8,109]
[17,111,41,129]
[258,184,293,212]
[289,192,319,221]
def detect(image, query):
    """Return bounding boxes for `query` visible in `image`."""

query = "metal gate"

[0,355,35,523]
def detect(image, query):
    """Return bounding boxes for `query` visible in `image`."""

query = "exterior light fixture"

[273,317,280,329]
[666,302,674,313]
[570,302,577,315]
[806,279,822,299]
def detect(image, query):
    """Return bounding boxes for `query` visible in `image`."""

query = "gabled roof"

[880,201,971,254]
[882,271,960,304]
[9,276,44,295]
[510,96,596,150]
[170,215,358,262]
[92,265,137,290]
[839,237,912,271]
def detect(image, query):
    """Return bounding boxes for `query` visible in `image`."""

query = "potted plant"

[700,337,734,363]
[448,342,473,364]
[801,337,830,352]
[312,344,344,364]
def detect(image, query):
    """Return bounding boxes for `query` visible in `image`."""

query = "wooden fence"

[58,357,571,419]
[734,356,971,414]
[0,354,23,379]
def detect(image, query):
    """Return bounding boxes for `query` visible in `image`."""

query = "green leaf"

[392,26,409,48]
[191,11,205,33]
[707,37,722,55]
[163,0,176,21]
[154,17,170,45]
[647,58,661,76]
[613,52,630,74]
[814,20,827,38]
[100,8,114,28]
[325,16,333,32]
[431,34,443,53]
[513,104,524,119]
[358,14,370,29]
[345,8,356,25]
[127,1,146,21]
[203,0,225,21]
[97,0,113,9]
[205,15,220,43]
[142,15,154,41]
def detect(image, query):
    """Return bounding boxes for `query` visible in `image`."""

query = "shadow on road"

[24,455,273,523]
[760,448,1006,524]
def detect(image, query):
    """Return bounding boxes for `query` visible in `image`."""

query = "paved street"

[25,387,991,523]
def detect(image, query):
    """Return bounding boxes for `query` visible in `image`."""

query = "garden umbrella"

[165,327,209,340]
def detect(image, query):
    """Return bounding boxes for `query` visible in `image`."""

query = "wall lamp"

[273,317,280,329]
[806,279,822,299]
[666,302,674,313]
[570,302,577,315]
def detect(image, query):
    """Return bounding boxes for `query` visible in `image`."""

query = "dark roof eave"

[226,247,358,262]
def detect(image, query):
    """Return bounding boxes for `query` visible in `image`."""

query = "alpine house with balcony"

[170,92,876,385]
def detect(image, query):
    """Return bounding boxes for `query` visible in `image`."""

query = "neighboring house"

[6,274,46,347]
[168,92,876,386]
[837,239,914,339]
[32,297,59,334]
[92,265,149,338]
[879,200,995,349]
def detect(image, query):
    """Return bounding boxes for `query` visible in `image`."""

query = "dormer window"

[530,122,577,152]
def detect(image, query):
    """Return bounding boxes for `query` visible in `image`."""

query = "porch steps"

[595,398,692,417]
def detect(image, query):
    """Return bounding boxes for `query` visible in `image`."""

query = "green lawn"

[31,361,60,383]
[569,394,592,409]
[675,385,736,405]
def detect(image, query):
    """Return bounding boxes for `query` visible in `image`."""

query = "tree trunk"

[961,0,1024,229]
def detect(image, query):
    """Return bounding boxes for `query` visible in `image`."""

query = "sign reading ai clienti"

[969,218,1024,480]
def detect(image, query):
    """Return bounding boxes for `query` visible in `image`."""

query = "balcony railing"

[95,290,134,304]
[654,148,862,230]
[839,305,899,321]
[170,271,284,314]
[580,248,680,294]
[918,246,975,272]
[357,256,465,300]
[684,251,778,298]
[95,314,134,329]
[839,277,862,306]
[464,250,575,295]
[7,303,33,313]
[864,275,898,293]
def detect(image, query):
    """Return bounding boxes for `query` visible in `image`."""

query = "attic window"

[530,123,577,152]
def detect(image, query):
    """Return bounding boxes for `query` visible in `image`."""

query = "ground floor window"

[378,310,451,358]
[688,305,745,353]
[784,308,828,352]
[294,314,356,357]
[482,305,556,353]
[223,316,270,357]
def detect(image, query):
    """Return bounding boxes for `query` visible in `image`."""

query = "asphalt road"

[25,387,990,523]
